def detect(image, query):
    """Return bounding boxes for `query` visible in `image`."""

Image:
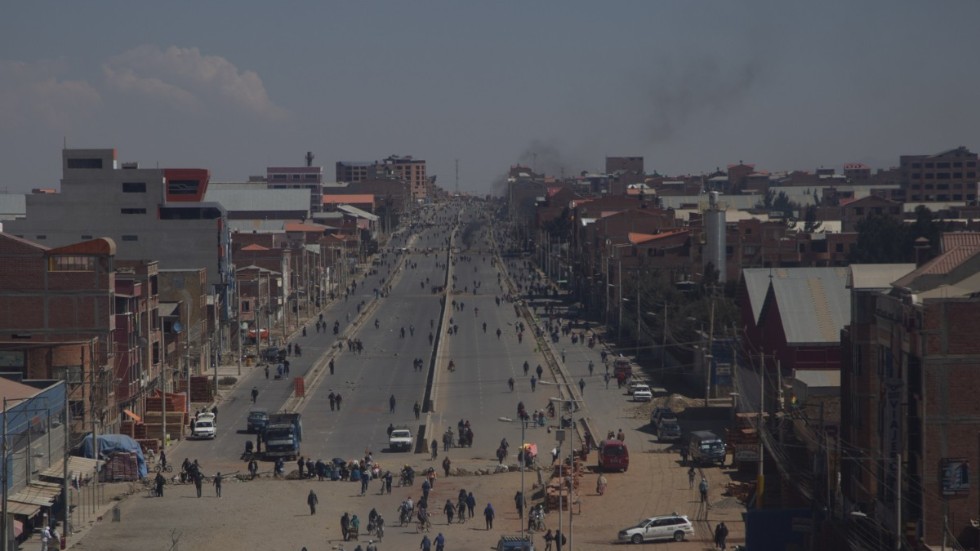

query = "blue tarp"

[79,434,148,479]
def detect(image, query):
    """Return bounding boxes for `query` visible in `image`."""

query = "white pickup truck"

[389,428,413,452]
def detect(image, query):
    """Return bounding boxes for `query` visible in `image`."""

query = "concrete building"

[4,149,231,291]
[336,155,428,202]
[900,146,979,202]
[266,164,325,213]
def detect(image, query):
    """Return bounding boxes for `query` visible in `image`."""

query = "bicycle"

[416,513,431,533]
[155,463,174,473]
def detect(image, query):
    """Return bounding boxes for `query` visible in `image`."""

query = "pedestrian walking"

[699,477,709,504]
[457,500,467,523]
[514,491,525,519]
[213,472,222,497]
[578,378,585,393]
[420,534,432,551]
[443,499,455,524]
[40,525,51,551]
[414,401,421,420]
[483,502,495,530]
[431,439,438,460]
[434,532,445,551]
[194,472,203,498]
[251,386,259,403]
[335,393,342,410]
[442,456,451,477]
[596,473,607,496]
[536,364,543,379]
[543,529,554,551]
[530,375,536,392]
[714,521,729,550]
[329,392,336,411]
[361,473,370,495]
[688,466,696,489]
[307,489,318,514]
[341,512,351,541]
[467,492,476,517]
[264,365,269,379]
[554,529,567,551]
[329,358,335,374]
[389,394,396,414]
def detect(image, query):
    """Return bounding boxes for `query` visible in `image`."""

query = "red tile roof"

[941,232,980,253]
[241,244,270,251]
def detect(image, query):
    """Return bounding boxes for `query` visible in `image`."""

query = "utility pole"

[634,282,641,359]
[757,352,765,509]
[705,287,716,407]
[661,302,668,372]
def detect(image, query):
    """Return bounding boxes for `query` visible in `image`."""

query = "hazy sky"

[3,2,979,195]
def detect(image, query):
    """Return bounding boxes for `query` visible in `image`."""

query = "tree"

[849,207,948,263]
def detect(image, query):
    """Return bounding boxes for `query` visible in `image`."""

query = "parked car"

[627,380,646,395]
[650,407,674,426]
[632,384,653,402]
[617,514,694,544]
[496,535,534,551]
[389,428,414,452]
[597,439,629,472]
[656,418,682,442]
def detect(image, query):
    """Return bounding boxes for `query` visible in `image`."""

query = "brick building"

[0,233,117,432]
[900,146,979,202]
[841,245,980,547]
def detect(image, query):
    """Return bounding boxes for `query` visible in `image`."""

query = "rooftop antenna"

[305,151,314,167]
[455,159,459,195]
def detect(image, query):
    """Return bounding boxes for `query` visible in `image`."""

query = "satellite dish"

[172,321,183,334]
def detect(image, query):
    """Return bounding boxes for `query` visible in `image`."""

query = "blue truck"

[262,413,302,461]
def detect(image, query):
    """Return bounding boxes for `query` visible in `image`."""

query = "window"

[954,162,963,168]
[69,400,85,420]
[122,182,146,193]
[35,235,47,240]
[66,158,102,169]
[121,208,147,215]
[911,163,921,169]
[925,173,934,179]
[937,162,950,169]
[953,194,963,201]
[854,207,864,215]
[925,163,935,169]
[241,300,251,312]
[81,235,93,240]
[49,256,96,271]
[167,179,199,195]
[937,173,950,180]
[121,235,138,242]
[292,174,301,180]
[953,173,963,179]
[968,172,976,178]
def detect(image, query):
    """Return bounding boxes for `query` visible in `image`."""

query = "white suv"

[618,514,694,544]
[631,384,653,402]
[192,412,216,439]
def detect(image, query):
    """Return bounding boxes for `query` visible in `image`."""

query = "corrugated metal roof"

[744,267,850,344]
[204,188,310,213]
[770,267,850,344]
[336,204,379,221]
[742,269,774,325]
[848,264,915,290]
[794,369,840,389]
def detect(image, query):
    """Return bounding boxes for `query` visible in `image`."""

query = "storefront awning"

[39,456,100,480]
[5,501,40,517]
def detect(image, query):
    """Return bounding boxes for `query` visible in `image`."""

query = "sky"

[2,1,980,196]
